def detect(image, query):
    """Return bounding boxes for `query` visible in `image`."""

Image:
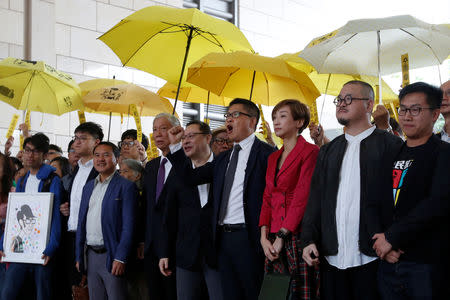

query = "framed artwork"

[1,193,54,264]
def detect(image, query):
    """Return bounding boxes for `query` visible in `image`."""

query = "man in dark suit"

[159,120,222,300]
[58,122,102,299]
[372,82,450,298]
[142,113,180,300]
[168,98,276,300]
[76,142,136,300]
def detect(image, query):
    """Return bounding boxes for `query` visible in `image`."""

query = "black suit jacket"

[178,137,276,252]
[142,156,177,257]
[160,150,217,270]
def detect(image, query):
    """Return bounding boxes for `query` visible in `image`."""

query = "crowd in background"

[0,79,448,300]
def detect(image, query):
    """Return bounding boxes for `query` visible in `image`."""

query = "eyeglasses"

[397,106,434,116]
[47,151,60,155]
[72,135,92,142]
[68,149,76,153]
[24,147,42,155]
[333,95,369,106]
[224,111,253,119]
[118,141,136,148]
[181,132,207,141]
[213,138,231,145]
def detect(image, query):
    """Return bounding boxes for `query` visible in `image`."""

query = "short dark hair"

[67,140,75,153]
[75,122,104,141]
[272,99,310,134]
[48,144,62,154]
[228,98,260,129]
[93,141,120,159]
[23,132,50,154]
[399,82,442,109]
[50,157,70,178]
[186,120,211,135]
[344,80,375,100]
[121,129,149,150]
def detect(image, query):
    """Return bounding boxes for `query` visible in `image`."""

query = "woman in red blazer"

[259,99,319,299]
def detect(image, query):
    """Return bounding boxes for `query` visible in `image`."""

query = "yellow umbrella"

[186,51,321,106]
[82,82,175,116]
[279,52,399,102]
[98,5,253,112]
[79,78,128,97]
[0,57,82,115]
[82,81,175,140]
[158,82,232,106]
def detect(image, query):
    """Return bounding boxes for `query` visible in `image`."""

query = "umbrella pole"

[107,112,112,141]
[319,73,331,124]
[249,71,256,101]
[377,30,382,105]
[173,27,194,115]
[206,91,210,122]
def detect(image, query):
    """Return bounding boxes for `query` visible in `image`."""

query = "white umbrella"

[299,15,450,103]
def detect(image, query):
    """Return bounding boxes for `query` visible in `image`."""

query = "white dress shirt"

[222,134,256,225]
[441,128,450,143]
[326,126,377,270]
[25,173,40,193]
[193,152,214,208]
[86,173,114,246]
[68,159,94,231]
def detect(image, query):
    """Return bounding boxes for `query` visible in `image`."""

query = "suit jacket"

[160,150,217,270]
[76,172,137,273]
[179,136,276,252]
[142,156,177,257]
[259,136,319,234]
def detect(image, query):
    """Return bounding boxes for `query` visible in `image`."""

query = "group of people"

[0,79,448,300]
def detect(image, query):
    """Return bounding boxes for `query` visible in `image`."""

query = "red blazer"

[259,136,319,234]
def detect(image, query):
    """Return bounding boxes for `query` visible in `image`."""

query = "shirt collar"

[345,126,376,143]
[95,172,115,185]
[235,134,255,151]
[191,151,214,169]
[78,158,93,168]
[442,127,449,138]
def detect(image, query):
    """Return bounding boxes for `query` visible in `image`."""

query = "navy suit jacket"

[181,137,276,251]
[76,172,137,273]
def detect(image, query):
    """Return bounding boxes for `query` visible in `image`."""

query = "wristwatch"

[276,230,289,240]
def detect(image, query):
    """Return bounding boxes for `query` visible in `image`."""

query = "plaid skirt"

[265,232,320,300]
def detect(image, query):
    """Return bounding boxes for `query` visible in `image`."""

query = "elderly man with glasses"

[301,81,403,300]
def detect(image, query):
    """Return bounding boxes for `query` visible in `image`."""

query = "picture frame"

[1,193,54,265]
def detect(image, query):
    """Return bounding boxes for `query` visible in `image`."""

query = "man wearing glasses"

[118,129,149,165]
[59,122,103,299]
[372,82,450,298]
[167,98,275,300]
[0,133,62,300]
[210,127,232,156]
[301,81,403,300]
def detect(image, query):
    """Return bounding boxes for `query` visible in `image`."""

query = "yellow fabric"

[82,82,176,117]
[98,5,253,86]
[186,51,320,106]
[158,82,232,106]
[0,57,83,115]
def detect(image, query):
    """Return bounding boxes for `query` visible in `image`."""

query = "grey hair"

[121,159,145,176]
[154,113,180,127]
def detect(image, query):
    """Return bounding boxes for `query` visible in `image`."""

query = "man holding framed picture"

[0,132,62,300]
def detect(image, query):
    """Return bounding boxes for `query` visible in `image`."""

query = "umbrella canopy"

[79,78,128,97]
[0,57,83,115]
[299,15,450,76]
[157,82,232,106]
[279,52,399,103]
[81,82,174,116]
[98,5,253,111]
[186,51,321,106]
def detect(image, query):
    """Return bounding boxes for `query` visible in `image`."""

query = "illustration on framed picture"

[1,193,54,264]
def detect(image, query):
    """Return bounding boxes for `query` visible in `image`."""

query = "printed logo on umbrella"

[101,88,123,101]
[0,86,14,99]
[63,96,73,107]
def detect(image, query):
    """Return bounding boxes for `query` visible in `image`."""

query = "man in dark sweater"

[373,82,450,299]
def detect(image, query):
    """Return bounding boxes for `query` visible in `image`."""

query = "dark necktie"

[155,158,168,203]
[218,144,242,223]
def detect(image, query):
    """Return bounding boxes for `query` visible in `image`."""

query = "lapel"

[101,173,119,212]
[147,157,160,203]
[243,137,260,192]
[276,136,306,179]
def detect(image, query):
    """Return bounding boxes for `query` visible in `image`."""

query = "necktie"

[155,158,168,203]
[218,144,241,223]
